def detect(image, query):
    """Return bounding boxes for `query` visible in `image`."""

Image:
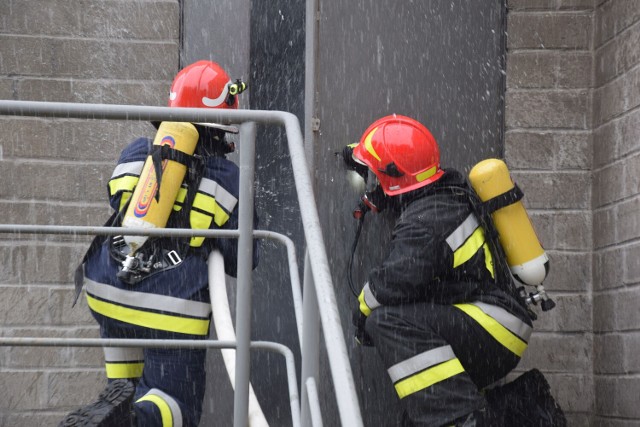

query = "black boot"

[58,379,136,427]
[484,369,567,427]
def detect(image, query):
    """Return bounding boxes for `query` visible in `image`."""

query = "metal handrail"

[0,337,300,426]
[0,100,363,426]
[0,224,303,345]
[0,225,303,425]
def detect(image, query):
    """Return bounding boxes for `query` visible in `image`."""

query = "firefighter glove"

[352,305,374,346]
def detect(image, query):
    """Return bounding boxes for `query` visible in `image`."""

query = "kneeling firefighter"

[340,115,566,426]
[60,60,258,427]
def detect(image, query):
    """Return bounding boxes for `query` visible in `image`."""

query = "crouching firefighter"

[340,114,566,426]
[60,60,258,427]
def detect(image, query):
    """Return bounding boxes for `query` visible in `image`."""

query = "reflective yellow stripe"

[394,358,465,399]
[118,192,133,212]
[363,127,381,161]
[452,227,486,268]
[192,192,230,227]
[454,303,527,357]
[173,187,187,212]
[109,175,139,197]
[358,283,381,316]
[189,192,230,247]
[105,362,144,379]
[86,294,210,336]
[137,394,173,427]
[482,243,495,278]
[358,290,371,316]
[189,210,213,247]
[416,166,437,183]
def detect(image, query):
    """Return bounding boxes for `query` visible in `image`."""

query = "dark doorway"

[182,1,506,425]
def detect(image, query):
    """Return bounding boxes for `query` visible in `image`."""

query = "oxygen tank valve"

[117,253,154,285]
[541,298,556,312]
[117,255,140,283]
[524,285,556,312]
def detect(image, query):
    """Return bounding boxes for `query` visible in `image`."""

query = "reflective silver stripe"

[198,177,238,214]
[387,345,456,383]
[200,79,233,108]
[471,301,532,342]
[85,278,211,318]
[141,388,183,427]
[111,161,144,179]
[103,347,143,362]
[363,282,382,310]
[446,213,479,251]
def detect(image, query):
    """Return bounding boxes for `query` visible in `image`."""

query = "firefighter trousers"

[83,241,214,426]
[97,316,208,427]
[365,301,530,427]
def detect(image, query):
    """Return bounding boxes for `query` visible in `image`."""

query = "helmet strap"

[379,162,404,178]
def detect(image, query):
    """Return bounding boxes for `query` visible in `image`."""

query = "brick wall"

[507,0,640,425]
[592,0,640,425]
[505,0,595,425]
[0,1,179,424]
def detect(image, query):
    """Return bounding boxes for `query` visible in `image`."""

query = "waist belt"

[110,235,187,285]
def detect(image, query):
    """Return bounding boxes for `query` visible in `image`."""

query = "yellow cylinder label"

[124,122,199,238]
[468,159,545,267]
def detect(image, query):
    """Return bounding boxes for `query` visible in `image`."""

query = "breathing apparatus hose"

[338,145,379,298]
[347,214,365,298]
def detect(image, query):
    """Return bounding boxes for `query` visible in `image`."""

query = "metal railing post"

[281,114,363,427]
[304,0,319,170]
[234,121,258,427]
[0,100,364,426]
[300,250,320,426]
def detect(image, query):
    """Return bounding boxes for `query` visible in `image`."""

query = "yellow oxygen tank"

[122,121,199,254]
[468,159,549,286]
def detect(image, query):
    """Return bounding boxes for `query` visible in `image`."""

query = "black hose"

[347,215,365,298]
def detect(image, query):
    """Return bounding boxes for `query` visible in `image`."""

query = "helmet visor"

[194,122,239,134]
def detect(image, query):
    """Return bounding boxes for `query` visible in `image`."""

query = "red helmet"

[353,115,444,196]
[169,60,242,109]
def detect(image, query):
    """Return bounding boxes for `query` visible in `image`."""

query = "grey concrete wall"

[0,0,179,425]
[592,0,640,425]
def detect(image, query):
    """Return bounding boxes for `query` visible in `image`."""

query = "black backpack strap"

[150,145,193,202]
[173,154,206,252]
[458,182,529,310]
[74,149,203,305]
[477,184,524,218]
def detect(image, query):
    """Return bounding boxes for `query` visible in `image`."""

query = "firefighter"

[344,115,566,426]
[60,60,258,427]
